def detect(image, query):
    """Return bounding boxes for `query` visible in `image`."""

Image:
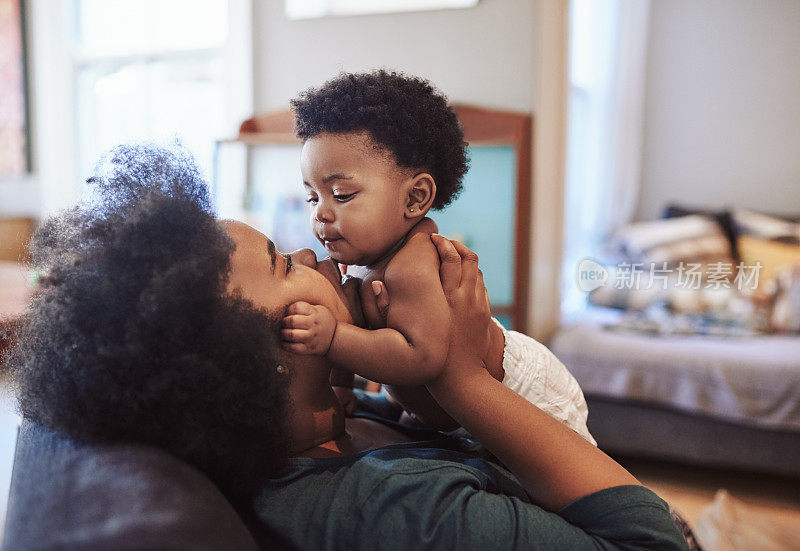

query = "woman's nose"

[289,248,318,269]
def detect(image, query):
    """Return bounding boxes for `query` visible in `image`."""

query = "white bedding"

[550,311,800,432]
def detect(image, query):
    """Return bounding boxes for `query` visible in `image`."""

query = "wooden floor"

[617,455,800,536]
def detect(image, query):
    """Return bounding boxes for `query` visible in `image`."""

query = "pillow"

[587,272,662,311]
[663,204,737,259]
[591,216,735,312]
[732,208,800,245]
[736,235,800,284]
[771,262,800,333]
[611,215,734,269]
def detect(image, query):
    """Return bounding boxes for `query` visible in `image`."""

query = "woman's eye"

[305,196,318,204]
[333,193,355,202]
[284,254,293,274]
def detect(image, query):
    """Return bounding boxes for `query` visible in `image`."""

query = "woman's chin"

[315,258,356,323]
[316,257,341,282]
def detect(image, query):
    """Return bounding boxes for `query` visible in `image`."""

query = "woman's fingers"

[478,268,491,314]
[372,281,390,321]
[431,234,482,297]
[478,270,490,309]
[431,234,462,292]
[451,240,479,291]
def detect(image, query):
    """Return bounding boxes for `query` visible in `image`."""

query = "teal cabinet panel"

[432,145,516,307]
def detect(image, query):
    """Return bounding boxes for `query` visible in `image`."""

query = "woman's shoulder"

[257,449,688,550]
[267,438,521,496]
[254,443,513,549]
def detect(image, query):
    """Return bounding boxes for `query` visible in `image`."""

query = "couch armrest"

[2,420,261,551]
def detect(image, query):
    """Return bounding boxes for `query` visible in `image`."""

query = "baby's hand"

[281,301,337,355]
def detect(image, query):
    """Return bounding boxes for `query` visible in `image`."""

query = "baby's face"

[301,131,414,266]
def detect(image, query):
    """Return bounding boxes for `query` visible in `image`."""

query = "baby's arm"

[282,235,450,386]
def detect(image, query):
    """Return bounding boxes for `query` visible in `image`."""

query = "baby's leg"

[494,319,597,445]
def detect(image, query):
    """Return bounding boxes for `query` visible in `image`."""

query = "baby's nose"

[314,202,334,223]
[289,248,317,269]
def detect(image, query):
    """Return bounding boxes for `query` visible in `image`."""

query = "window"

[562,0,617,315]
[285,0,479,20]
[562,0,650,317]
[69,0,232,183]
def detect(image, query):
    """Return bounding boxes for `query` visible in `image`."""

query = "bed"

[550,308,800,477]
[549,205,800,478]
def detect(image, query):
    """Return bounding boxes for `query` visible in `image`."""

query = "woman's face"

[222,221,356,325]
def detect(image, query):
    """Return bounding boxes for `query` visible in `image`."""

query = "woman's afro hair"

[5,142,291,499]
[291,70,469,210]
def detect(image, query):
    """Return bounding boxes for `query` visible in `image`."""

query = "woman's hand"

[429,234,491,370]
[424,236,640,512]
[281,301,337,355]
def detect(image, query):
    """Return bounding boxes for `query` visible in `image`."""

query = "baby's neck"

[357,217,439,273]
[363,233,413,271]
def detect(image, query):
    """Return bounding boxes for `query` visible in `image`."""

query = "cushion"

[587,270,663,311]
[3,420,263,551]
[771,262,800,333]
[732,208,800,245]
[611,215,734,270]
[736,235,800,284]
[663,204,738,259]
[590,216,736,311]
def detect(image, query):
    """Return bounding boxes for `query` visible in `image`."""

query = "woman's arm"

[425,235,641,512]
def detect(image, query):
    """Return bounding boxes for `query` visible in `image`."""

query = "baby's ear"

[405,173,437,219]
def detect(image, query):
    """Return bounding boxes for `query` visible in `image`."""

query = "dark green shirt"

[255,436,688,550]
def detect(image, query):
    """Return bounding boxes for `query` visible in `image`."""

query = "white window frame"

[23,0,252,217]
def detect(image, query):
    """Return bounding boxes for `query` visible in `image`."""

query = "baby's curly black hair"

[291,69,469,210]
[5,142,291,499]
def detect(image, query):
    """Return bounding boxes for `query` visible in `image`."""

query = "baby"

[281,70,595,444]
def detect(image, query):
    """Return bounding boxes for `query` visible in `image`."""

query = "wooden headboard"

[219,104,533,331]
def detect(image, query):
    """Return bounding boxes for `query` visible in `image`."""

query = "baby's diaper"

[494,318,597,446]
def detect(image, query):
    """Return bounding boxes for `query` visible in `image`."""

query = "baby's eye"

[333,193,355,202]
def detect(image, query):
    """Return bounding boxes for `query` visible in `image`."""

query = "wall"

[252,0,566,338]
[636,0,800,221]
[252,0,536,112]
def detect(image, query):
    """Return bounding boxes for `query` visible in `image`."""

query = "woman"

[9,143,689,549]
